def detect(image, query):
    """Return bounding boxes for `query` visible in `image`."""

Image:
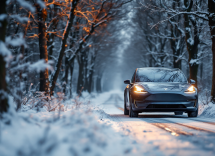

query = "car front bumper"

[130,91,198,113]
[132,101,197,112]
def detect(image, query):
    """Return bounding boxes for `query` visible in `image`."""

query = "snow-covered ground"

[199,102,215,117]
[0,91,143,156]
[1,91,215,156]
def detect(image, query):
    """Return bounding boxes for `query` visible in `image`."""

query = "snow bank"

[199,102,215,117]
[198,89,215,117]
[0,94,141,156]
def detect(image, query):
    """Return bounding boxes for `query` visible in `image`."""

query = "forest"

[1,0,215,156]
[0,0,215,112]
[0,0,132,113]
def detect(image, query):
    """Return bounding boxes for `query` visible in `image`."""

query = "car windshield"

[135,68,187,83]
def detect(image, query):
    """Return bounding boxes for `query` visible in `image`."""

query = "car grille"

[145,94,187,102]
[146,104,186,109]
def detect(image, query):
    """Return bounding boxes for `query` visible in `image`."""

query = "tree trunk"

[62,58,69,94]
[170,24,182,69]
[173,56,181,69]
[50,0,79,95]
[47,33,55,60]
[96,76,102,93]
[208,0,215,102]
[77,53,85,94]
[170,0,182,69]
[96,71,103,93]
[88,55,96,93]
[67,27,77,97]
[69,57,75,98]
[48,4,58,60]
[184,0,199,88]
[88,69,94,93]
[0,0,9,113]
[16,13,31,111]
[83,51,89,91]
[37,2,49,94]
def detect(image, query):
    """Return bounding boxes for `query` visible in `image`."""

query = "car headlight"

[134,86,147,93]
[184,85,196,93]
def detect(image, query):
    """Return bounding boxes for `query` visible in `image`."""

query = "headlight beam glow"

[134,86,147,93]
[185,85,195,93]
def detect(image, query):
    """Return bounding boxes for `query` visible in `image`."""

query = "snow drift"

[0,94,141,156]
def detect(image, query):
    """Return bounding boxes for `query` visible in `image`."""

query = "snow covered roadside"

[199,102,215,117]
[0,93,142,156]
[198,90,215,117]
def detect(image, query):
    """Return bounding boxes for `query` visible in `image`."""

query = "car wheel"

[188,108,198,117]
[188,99,198,117]
[174,112,183,115]
[124,99,129,115]
[129,97,138,118]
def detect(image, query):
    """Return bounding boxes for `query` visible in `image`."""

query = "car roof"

[137,67,180,71]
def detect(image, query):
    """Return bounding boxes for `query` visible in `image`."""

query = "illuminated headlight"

[184,85,196,93]
[134,86,147,93]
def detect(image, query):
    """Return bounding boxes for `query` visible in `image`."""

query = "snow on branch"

[10,15,29,23]
[0,14,7,21]
[9,58,54,76]
[36,0,46,9]
[5,33,26,47]
[15,0,36,13]
[11,60,54,73]
[139,2,209,29]
[29,60,54,73]
[190,59,199,65]
[0,41,11,59]
[151,11,208,29]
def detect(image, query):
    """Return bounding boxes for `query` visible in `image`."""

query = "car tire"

[174,112,183,115]
[124,100,129,115]
[129,97,138,118]
[188,99,198,117]
[188,108,198,117]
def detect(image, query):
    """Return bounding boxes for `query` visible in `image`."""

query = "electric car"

[124,67,198,118]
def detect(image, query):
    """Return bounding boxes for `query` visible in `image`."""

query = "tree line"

[126,0,215,102]
[0,0,130,113]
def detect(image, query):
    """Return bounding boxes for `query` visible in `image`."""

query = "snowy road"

[99,93,215,156]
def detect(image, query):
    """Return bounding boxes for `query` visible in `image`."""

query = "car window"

[135,68,187,83]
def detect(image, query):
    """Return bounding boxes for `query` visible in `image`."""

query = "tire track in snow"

[160,118,215,134]
[187,118,215,126]
[150,122,193,136]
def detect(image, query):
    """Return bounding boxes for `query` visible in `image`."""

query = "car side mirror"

[124,80,131,84]
[190,79,195,84]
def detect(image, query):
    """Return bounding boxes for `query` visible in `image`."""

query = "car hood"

[137,82,190,92]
